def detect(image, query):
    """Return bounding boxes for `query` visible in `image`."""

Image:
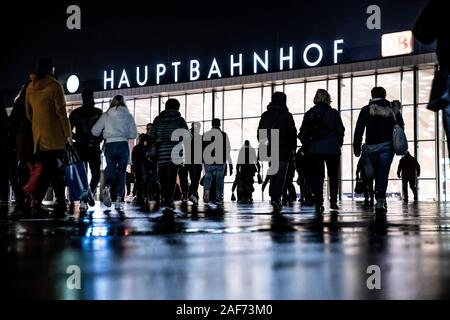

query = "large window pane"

[328,79,338,109]
[243,87,262,118]
[150,97,159,122]
[134,98,150,126]
[305,81,326,109]
[204,92,213,121]
[418,104,436,140]
[127,99,135,116]
[402,71,414,105]
[341,78,352,110]
[262,86,272,111]
[285,83,304,114]
[223,119,242,151]
[341,111,352,145]
[186,93,203,122]
[242,118,260,148]
[341,145,353,180]
[402,106,414,141]
[353,75,375,109]
[418,179,437,201]
[224,89,242,119]
[417,141,436,179]
[418,68,434,104]
[377,72,401,101]
[214,91,223,120]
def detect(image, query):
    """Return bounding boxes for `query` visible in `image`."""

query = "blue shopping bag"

[64,145,90,202]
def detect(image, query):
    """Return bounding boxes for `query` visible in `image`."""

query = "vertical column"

[337,76,344,201]
[413,67,419,199]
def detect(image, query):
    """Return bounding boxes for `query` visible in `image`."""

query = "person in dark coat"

[202,118,233,206]
[7,81,35,209]
[186,122,203,205]
[356,156,375,207]
[257,92,297,212]
[69,88,103,209]
[299,89,345,213]
[148,99,189,213]
[414,1,450,155]
[132,134,151,209]
[397,152,421,203]
[354,87,405,212]
[236,140,260,203]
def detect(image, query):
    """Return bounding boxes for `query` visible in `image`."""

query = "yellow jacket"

[25,74,72,152]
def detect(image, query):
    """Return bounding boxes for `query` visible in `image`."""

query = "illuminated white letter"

[118,69,130,89]
[334,39,344,64]
[208,58,222,79]
[136,66,148,86]
[280,47,293,71]
[190,60,200,81]
[254,50,269,73]
[104,70,114,90]
[303,43,323,67]
[172,61,181,83]
[366,5,381,30]
[156,64,166,85]
[66,5,81,30]
[230,54,243,76]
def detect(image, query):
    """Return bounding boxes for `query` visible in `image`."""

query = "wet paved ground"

[1,200,450,300]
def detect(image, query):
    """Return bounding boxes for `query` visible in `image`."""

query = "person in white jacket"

[92,95,137,210]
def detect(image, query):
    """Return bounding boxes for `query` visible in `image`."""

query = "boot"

[375,198,387,212]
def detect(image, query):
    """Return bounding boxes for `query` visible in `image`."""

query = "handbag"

[354,176,365,194]
[390,104,408,156]
[64,144,90,202]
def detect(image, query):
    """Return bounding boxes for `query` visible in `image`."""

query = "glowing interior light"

[66,75,80,93]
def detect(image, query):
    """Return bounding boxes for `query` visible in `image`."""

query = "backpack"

[306,110,330,141]
[390,105,408,156]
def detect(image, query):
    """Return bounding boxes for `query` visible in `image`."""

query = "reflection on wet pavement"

[1,201,450,299]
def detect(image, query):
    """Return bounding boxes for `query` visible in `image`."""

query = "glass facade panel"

[352,75,375,109]
[328,79,338,108]
[186,93,203,122]
[377,72,401,101]
[214,91,223,120]
[223,119,242,151]
[285,83,304,114]
[341,111,352,145]
[150,97,159,122]
[243,87,262,118]
[341,78,352,110]
[418,105,436,140]
[224,89,242,119]
[242,118,260,148]
[402,71,414,105]
[135,98,150,126]
[418,68,434,104]
[204,92,213,121]
[418,141,436,179]
[262,86,272,110]
[402,106,414,142]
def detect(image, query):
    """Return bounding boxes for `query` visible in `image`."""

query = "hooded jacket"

[91,105,137,144]
[148,109,189,166]
[257,103,297,161]
[25,74,72,152]
[353,98,405,156]
[397,153,421,180]
[298,102,345,155]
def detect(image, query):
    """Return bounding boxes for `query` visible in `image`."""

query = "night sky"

[0,0,431,104]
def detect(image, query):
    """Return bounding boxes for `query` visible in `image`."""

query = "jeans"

[186,164,202,198]
[159,164,179,207]
[269,160,288,202]
[204,164,226,202]
[310,154,340,206]
[105,142,129,200]
[75,144,101,194]
[365,143,395,200]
